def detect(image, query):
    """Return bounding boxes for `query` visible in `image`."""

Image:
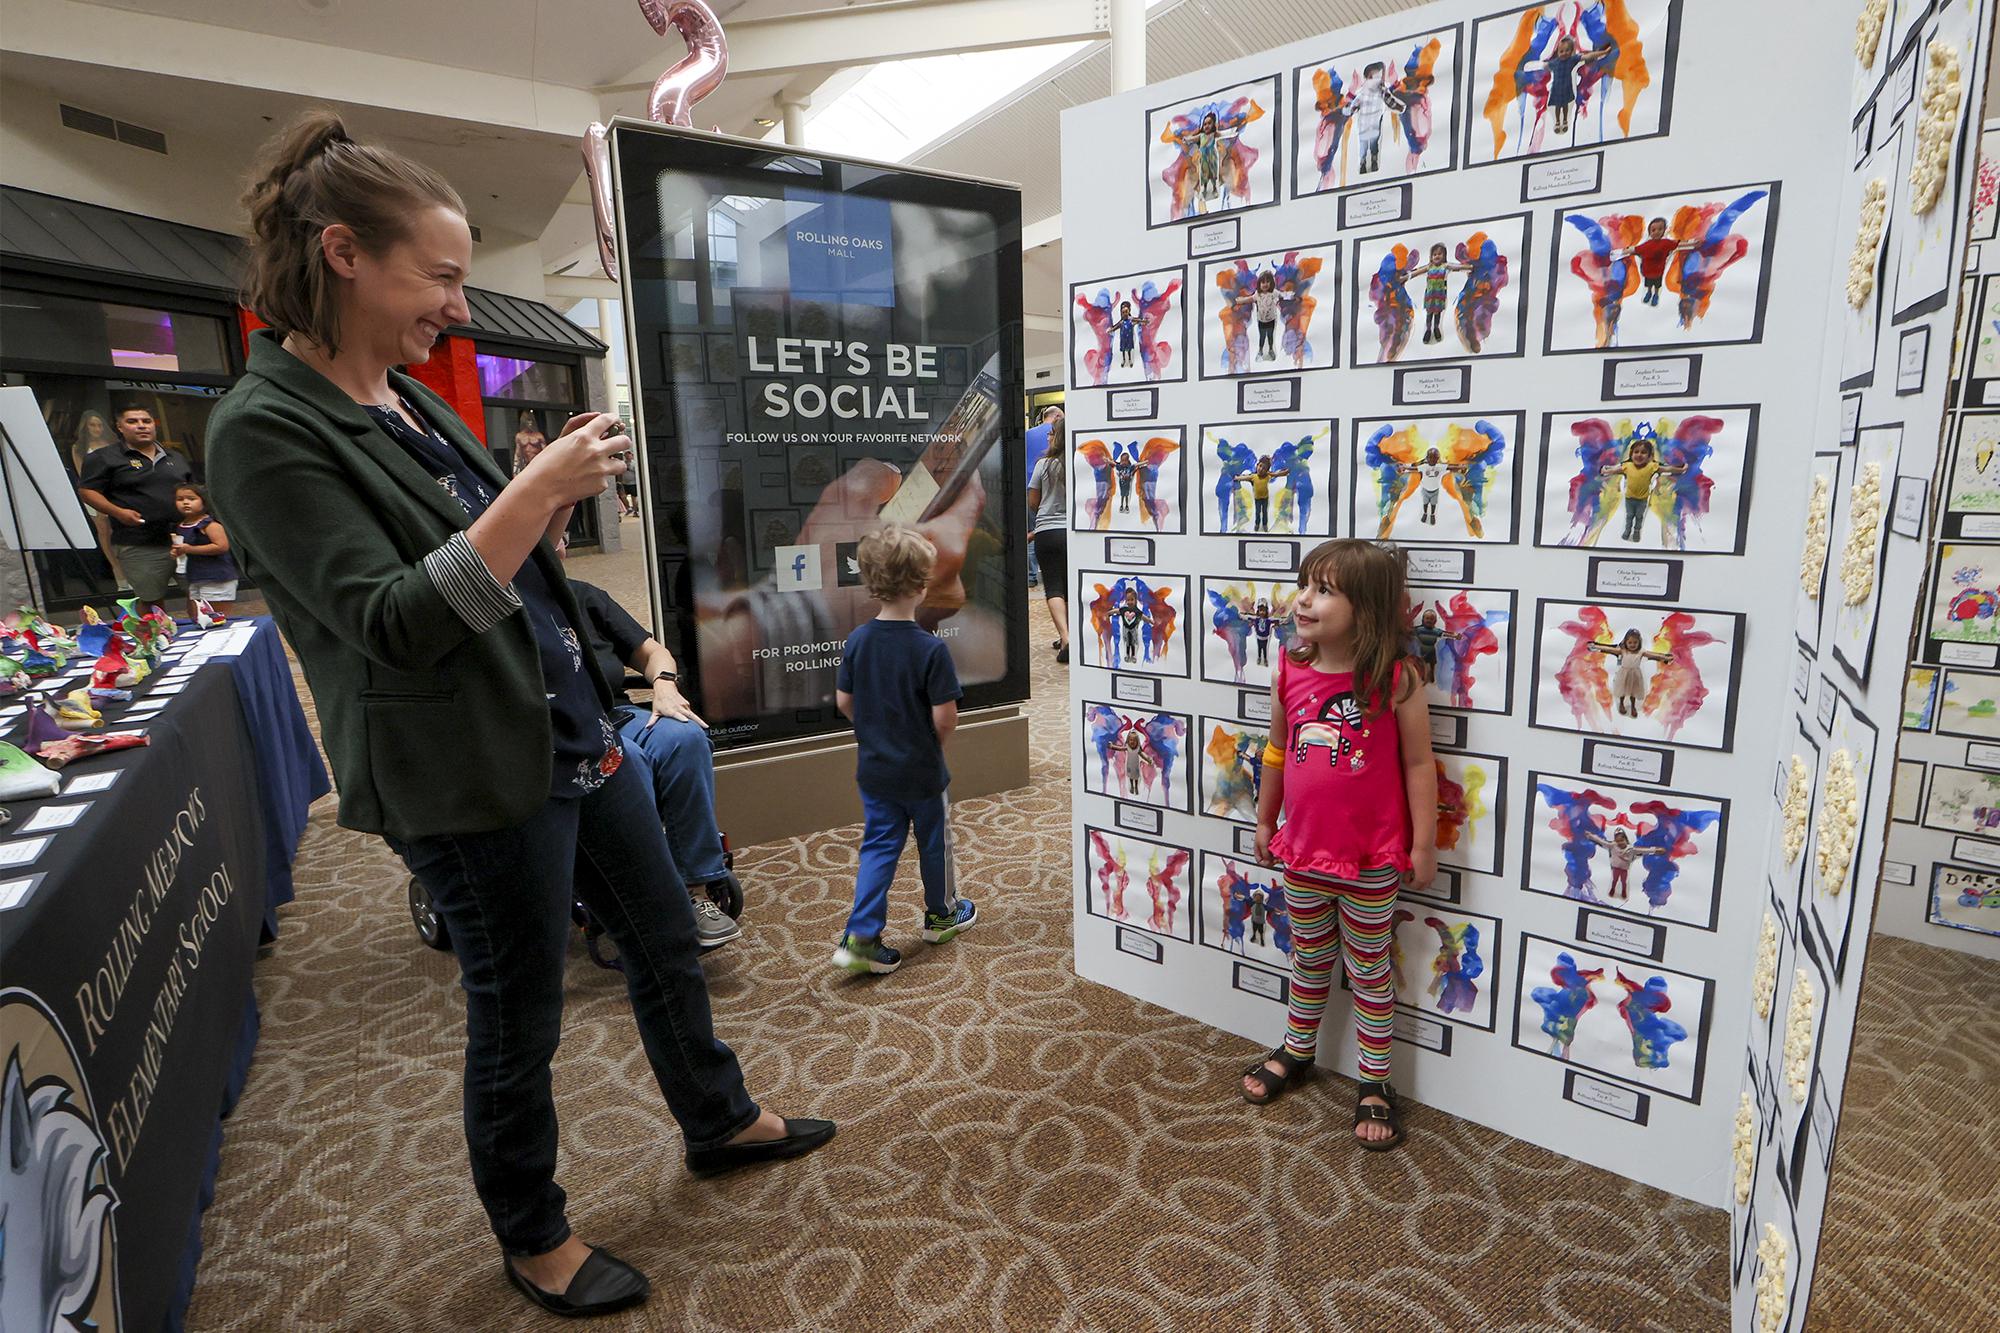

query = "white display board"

[1060,3,1992,1329]
[1881,118,2000,965]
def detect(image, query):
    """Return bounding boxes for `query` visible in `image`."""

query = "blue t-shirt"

[837,618,962,798]
[1024,423,1052,486]
[363,399,620,800]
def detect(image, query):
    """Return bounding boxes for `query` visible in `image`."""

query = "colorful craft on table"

[1159,96,1266,219]
[1218,860,1290,957]
[0,657,27,697]
[1308,35,1445,187]
[1615,969,1688,1069]
[1077,435,1181,531]
[1530,951,1605,1058]
[1203,722,1266,821]
[1434,757,1489,854]
[1210,252,1325,374]
[1556,416,1720,549]
[1369,233,1509,361]
[22,702,148,768]
[0,739,60,800]
[51,690,102,732]
[1563,190,1768,345]
[1087,577,1179,671]
[1086,705,1186,805]
[1363,417,1508,538]
[1406,592,1508,708]
[1208,582,1298,682]
[1425,917,1483,1015]
[1074,277,1182,386]
[1482,0,1655,159]
[1533,781,1720,910]
[1553,604,1717,740]
[1209,430,1320,533]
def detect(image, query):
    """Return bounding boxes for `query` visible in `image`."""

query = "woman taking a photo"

[1027,414,1070,663]
[208,113,834,1320]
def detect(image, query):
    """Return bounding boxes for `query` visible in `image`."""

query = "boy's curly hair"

[857,523,935,602]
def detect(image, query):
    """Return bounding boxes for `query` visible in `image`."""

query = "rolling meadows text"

[756,625,961,672]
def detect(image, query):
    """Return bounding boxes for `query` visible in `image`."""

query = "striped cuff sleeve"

[423,532,522,633]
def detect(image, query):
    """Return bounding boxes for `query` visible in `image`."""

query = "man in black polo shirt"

[569,578,743,950]
[76,406,192,604]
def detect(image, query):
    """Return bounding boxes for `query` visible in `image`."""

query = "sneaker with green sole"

[921,898,978,943]
[832,934,901,974]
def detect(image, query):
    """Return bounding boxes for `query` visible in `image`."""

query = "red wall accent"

[234,306,487,445]
[403,335,487,444]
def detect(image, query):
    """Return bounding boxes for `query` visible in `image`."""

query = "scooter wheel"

[703,869,744,921]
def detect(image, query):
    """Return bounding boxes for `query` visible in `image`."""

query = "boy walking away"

[833,524,977,975]
[171,484,241,620]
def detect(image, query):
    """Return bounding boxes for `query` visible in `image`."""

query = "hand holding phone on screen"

[877,354,1004,527]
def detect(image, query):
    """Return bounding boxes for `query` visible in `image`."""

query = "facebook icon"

[773,544,823,593]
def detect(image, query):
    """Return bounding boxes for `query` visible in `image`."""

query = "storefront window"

[475,348,599,548]
[476,353,578,404]
[1,371,227,606]
[2,293,230,376]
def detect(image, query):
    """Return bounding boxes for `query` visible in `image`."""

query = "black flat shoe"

[685,1117,836,1179]
[504,1247,649,1318]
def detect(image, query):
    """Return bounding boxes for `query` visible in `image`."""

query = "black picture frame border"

[1196,416,1340,538]
[1068,264,1192,391]
[1542,179,1781,359]
[1287,20,1467,202]
[1348,407,1528,547]
[1347,209,1535,369]
[1526,596,1748,753]
[1529,402,1761,557]
[1520,766,1732,932]
[1144,72,1286,231]
[1196,241,1345,381]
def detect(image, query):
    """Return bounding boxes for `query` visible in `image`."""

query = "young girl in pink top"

[1240,538,1437,1150]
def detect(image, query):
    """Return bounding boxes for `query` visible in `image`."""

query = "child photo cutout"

[1079,571,1189,677]
[1547,182,1776,353]
[1070,267,1188,388]
[1073,427,1187,534]
[1291,23,1463,195]
[1198,247,1340,377]
[1406,584,1516,714]
[1526,770,1728,929]
[1532,598,1743,750]
[1353,410,1523,544]
[1084,827,1195,941]
[1199,850,1295,970]
[1081,702,1193,812]
[1203,578,1303,689]
[1536,407,1757,554]
[1467,0,1682,166]
[1352,213,1531,365]
[1198,419,1335,536]
[1146,75,1282,227]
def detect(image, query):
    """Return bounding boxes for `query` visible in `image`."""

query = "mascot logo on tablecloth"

[1,987,122,1333]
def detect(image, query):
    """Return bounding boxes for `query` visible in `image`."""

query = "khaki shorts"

[118,542,175,603]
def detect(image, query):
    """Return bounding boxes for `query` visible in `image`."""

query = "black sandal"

[1354,1079,1404,1152]
[1241,1047,1314,1105]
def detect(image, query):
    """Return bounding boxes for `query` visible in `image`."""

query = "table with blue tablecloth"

[0,616,327,1333]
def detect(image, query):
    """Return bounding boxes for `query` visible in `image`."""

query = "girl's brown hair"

[239,111,465,357]
[1288,538,1417,715]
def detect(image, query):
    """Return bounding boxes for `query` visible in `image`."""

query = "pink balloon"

[583,0,731,279]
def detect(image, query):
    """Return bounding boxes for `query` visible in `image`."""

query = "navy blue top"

[175,517,240,583]
[364,399,620,799]
[837,618,962,799]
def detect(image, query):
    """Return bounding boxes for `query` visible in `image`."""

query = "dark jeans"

[386,757,759,1255]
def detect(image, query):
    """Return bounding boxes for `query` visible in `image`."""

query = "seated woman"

[567,578,741,949]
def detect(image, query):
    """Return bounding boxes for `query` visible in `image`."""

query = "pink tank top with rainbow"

[1266,652,1413,880]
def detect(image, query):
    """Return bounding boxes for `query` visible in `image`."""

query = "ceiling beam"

[7,0,599,135]
[1022,216,1062,251]
[601,0,1111,90]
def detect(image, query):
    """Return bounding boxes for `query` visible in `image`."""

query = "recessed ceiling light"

[754,117,777,127]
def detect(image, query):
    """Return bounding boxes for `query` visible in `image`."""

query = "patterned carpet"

[1805,934,2000,1332]
[185,533,1747,1331]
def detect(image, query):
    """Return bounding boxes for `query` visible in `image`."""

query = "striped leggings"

[1282,865,1400,1081]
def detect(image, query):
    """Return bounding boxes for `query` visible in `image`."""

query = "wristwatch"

[654,669,678,684]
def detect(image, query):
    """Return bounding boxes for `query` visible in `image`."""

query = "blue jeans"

[846,788,957,941]
[386,757,759,1255]
[1027,538,1041,586]
[614,705,728,884]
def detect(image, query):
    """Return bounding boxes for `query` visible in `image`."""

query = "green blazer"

[207,330,615,839]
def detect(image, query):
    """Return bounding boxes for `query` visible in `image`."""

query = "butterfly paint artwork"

[1534,599,1742,750]
[1539,408,1755,554]
[1468,0,1678,165]
[1084,828,1194,941]
[1074,429,1185,533]
[1513,933,1712,1103]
